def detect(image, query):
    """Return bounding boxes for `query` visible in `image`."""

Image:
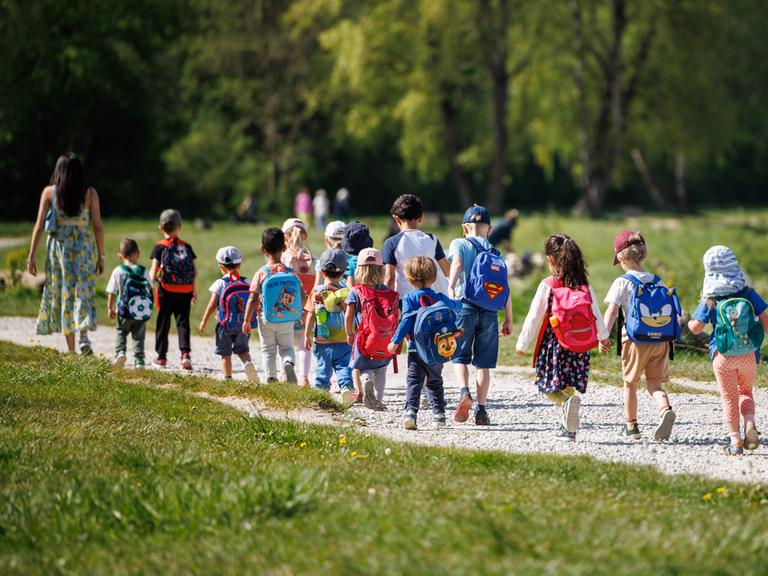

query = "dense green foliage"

[1,340,768,574]
[3,0,768,219]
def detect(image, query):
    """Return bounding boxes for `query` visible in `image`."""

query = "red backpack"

[354,285,400,361]
[541,276,598,354]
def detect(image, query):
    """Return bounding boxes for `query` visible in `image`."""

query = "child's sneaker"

[555,425,576,442]
[80,340,94,356]
[453,390,473,423]
[475,408,490,426]
[112,353,126,368]
[620,423,642,440]
[135,358,146,369]
[352,391,363,404]
[153,357,167,368]
[403,409,418,430]
[284,361,297,384]
[724,442,744,456]
[362,375,377,410]
[654,408,676,441]
[433,411,447,428]
[563,395,581,433]
[375,400,387,412]
[181,352,192,371]
[244,361,260,383]
[341,389,354,406]
[267,377,279,384]
[744,422,760,451]
[420,392,429,410]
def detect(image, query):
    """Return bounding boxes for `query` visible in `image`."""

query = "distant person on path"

[149,209,198,370]
[313,189,330,230]
[487,209,519,252]
[688,246,768,455]
[294,188,312,222]
[27,153,105,354]
[334,188,351,219]
[236,195,258,223]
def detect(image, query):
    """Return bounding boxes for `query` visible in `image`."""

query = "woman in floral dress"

[27,153,105,353]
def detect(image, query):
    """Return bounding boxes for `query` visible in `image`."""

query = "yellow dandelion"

[702,493,713,501]
[350,451,358,457]
[716,487,726,494]
[338,435,347,446]
[299,442,307,448]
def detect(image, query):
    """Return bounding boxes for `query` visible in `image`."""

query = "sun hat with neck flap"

[702,245,747,298]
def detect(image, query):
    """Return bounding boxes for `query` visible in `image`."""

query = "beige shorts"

[621,341,669,387]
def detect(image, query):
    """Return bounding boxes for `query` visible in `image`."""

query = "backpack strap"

[622,273,660,286]
[465,237,488,254]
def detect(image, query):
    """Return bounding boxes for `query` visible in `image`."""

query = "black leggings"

[155,289,192,358]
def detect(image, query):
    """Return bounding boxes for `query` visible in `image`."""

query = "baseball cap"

[342,221,374,255]
[325,220,346,240]
[216,246,242,265]
[319,249,348,273]
[357,247,383,267]
[613,230,645,265]
[159,209,181,229]
[463,204,491,225]
[282,218,308,235]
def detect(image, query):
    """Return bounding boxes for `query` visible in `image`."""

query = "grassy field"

[3,210,768,385]
[1,340,768,575]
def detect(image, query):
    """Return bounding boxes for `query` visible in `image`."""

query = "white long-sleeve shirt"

[516,278,609,352]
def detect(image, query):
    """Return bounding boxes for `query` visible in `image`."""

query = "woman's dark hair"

[50,153,88,217]
[545,234,588,289]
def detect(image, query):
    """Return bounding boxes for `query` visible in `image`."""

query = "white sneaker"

[112,354,126,368]
[244,361,260,384]
[654,409,676,441]
[563,395,581,434]
[340,389,354,406]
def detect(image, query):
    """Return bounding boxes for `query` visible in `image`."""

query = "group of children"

[105,197,767,455]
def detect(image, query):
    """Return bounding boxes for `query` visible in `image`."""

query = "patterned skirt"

[35,226,97,336]
[534,325,591,394]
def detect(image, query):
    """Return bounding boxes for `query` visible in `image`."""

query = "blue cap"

[463,204,490,225]
[341,221,374,255]
[319,249,348,273]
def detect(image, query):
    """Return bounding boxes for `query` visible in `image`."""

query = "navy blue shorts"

[453,302,499,368]
[215,323,250,357]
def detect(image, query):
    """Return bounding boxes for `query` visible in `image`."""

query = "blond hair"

[285,226,307,253]
[355,263,384,286]
[325,237,342,249]
[404,257,437,288]
[617,233,647,264]
[463,222,490,237]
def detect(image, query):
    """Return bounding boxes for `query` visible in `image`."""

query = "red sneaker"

[181,353,192,370]
[453,393,473,423]
[153,358,167,368]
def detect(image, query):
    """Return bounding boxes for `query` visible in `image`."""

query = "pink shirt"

[294,192,312,215]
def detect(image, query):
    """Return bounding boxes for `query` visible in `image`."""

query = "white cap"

[216,246,242,265]
[325,220,346,240]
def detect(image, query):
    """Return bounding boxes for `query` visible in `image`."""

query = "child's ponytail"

[285,226,306,254]
[545,234,588,289]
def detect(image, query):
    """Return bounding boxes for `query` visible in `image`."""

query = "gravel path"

[3,315,767,484]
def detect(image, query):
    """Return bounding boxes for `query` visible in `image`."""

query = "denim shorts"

[215,323,250,356]
[453,301,499,368]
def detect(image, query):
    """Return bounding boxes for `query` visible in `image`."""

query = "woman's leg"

[64,332,76,353]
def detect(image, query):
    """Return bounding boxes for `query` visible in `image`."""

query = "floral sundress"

[35,197,97,336]
[534,324,591,394]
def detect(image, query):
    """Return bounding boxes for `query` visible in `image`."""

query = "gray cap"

[159,209,182,229]
[216,246,242,265]
[318,249,347,274]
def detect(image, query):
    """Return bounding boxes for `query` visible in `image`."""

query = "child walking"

[282,218,316,386]
[243,227,299,384]
[602,230,677,440]
[341,221,374,286]
[688,246,768,455]
[304,249,354,404]
[106,238,153,368]
[388,257,461,430]
[447,205,513,426]
[199,246,259,382]
[516,234,610,441]
[345,248,398,410]
[314,220,346,286]
[149,209,198,370]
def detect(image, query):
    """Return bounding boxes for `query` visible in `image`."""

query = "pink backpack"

[545,276,598,353]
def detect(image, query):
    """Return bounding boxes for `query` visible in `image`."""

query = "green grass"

[1,340,768,575]
[4,209,768,388]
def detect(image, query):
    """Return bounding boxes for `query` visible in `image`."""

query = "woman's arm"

[89,188,105,276]
[27,187,52,276]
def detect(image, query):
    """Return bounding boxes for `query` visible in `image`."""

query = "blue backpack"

[409,295,464,365]
[117,264,154,321]
[261,266,303,324]
[463,237,509,312]
[621,274,681,346]
[714,292,764,356]
[218,273,258,334]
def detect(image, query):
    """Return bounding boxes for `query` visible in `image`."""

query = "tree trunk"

[630,148,670,210]
[675,148,688,212]
[439,97,473,208]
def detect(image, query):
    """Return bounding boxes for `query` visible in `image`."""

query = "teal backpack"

[714,293,764,356]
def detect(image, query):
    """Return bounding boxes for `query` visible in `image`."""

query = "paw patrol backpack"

[261,266,302,324]
[218,272,258,334]
[619,274,680,355]
[410,295,463,365]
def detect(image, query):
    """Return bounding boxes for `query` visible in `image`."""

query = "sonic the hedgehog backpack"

[619,274,681,356]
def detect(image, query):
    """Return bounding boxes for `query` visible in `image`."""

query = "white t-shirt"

[381,229,448,296]
[106,265,151,295]
[604,270,665,340]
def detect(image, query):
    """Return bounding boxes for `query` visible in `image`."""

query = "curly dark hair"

[390,194,423,221]
[261,227,286,255]
[545,234,588,289]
